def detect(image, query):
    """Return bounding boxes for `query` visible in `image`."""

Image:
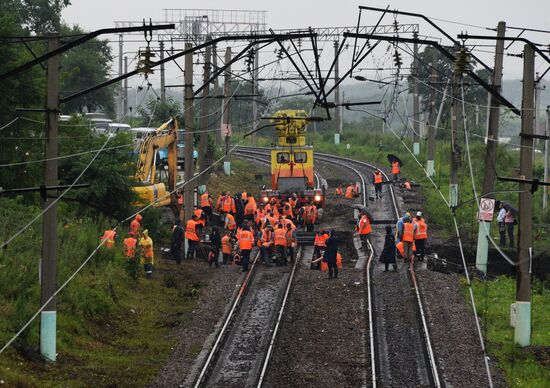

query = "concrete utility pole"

[334,41,341,142]
[251,45,259,146]
[118,34,124,119]
[515,43,535,347]
[123,56,128,117]
[449,70,461,208]
[222,47,232,175]
[426,48,439,177]
[213,43,222,145]
[183,43,195,225]
[476,21,506,273]
[160,40,166,104]
[412,32,420,155]
[544,106,550,211]
[198,36,212,184]
[40,33,59,362]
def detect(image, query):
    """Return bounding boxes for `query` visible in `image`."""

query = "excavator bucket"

[132,183,171,207]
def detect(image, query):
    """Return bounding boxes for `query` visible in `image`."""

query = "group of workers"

[101,213,156,278]
[335,182,361,198]
[177,190,322,272]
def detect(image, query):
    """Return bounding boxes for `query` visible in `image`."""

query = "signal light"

[314,195,321,202]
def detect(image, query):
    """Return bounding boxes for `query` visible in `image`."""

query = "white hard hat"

[416,211,422,217]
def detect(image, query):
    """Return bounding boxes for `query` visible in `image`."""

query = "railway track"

[235,146,441,387]
[192,245,309,387]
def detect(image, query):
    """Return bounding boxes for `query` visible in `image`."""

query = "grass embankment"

[471,277,550,387]
[307,127,550,386]
[0,159,268,387]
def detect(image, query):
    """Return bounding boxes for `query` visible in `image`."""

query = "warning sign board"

[478,198,495,222]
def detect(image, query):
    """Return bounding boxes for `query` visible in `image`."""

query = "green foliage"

[59,24,114,115]
[137,96,182,128]
[470,277,550,387]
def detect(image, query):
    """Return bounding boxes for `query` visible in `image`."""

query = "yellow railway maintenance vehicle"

[260,109,325,207]
[132,117,179,208]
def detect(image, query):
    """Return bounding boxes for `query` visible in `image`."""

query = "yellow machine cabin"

[132,117,179,207]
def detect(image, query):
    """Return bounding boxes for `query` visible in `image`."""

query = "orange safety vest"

[289,197,297,208]
[238,230,253,250]
[374,172,383,184]
[336,253,342,269]
[314,232,329,247]
[255,209,266,224]
[101,230,116,249]
[130,219,140,236]
[222,196,235,213]
[200,193,211,208]
[397,241,416,257]
[358,216,372,235]
[392,161,400,174]
[286,229,296,247]
[274,228,287,246]
[261,230,273,247]
[267,215,278,227]
[194,209,206,226]
[123,237,137,258]
[304,206,317,224]
[414,219,428,240]
[244,201,256,216]
[216,195,223,210]
[345,185,355,198]
[222,235,232,254]
[404,181,411,190]
[225,214,236,230]
[185,220,200,241]
[402,222,415,242]
[335,187,343,195]
[283,204,293,218]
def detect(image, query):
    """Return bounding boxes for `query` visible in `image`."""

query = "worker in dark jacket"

[209,227,221,268]
[234,193,245,228]
[323,230,339,279]
[170,220,184,264]
[379,225,397,271]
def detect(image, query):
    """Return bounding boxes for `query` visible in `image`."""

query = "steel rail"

[256,246,303,387]
[194,251,261,388]
[237,146,441,387]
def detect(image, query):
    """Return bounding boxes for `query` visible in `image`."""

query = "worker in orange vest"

[282,202,293,219]
[399,217,417,268]
[194,208,206,227]
[244,197,257,222]
[345,184,355,198]
[413,212,428,262]
[139,229,154,278]
[391,161,400,183]
[403,180,411,190]
[225,213,237,231]
[200,191,213,224]
[285,223,297,262]
[238,225,254,272]
[129,214,142,237]
[302,203,317,232]
[216,192,225,212]
[373,170,384,199]
[288,194,298,209]
[335,185,343,196]
[101,229,116,249]
[312,229,329,269]
[221,231,234,265]
[274,224,288,266]
[396,240,416,259]
[123,233,137,261]
[258,225,274,266]
[185,214,202,260]
[221,192,236,214]
[357,211,372,250]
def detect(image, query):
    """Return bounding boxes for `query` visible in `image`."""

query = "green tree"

[60,24,115,116]
[137,96,182,128]
[19,0,71,34]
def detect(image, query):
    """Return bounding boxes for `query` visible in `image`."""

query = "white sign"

[478,198,495,222]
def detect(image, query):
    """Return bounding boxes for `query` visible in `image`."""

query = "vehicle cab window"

[277,152,290,163]
[294,152,307,163]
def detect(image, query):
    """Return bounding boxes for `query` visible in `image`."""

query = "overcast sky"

[63,1,549,77]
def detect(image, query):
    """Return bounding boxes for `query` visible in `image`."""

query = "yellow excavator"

[132,117,179,207]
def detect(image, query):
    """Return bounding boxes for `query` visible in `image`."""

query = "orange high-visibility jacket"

[274,228,287,246]
[374,172,383,184]
[222,235,233,254]
[102,230,116,249]
[123,237,137,258]
[335,186,343,195]
[397,241,416,257]
[414,219,428,240]
[200,192,212,208]
[314,232,329,247]
[194,209,205,226]
[358,215,372,235]
[392,161,400,174]
[345,185,355,198]
[238,230,253,250]
[402,222,415,242]
[222,196,236,213]
[225,214,237,230]
[185,220,200,241]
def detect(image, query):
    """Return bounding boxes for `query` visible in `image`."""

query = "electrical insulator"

[393,19,399,32]
[453,47,470,76]
[277,49,284,60]
[393,50,402,69]
[137,46,156,77]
